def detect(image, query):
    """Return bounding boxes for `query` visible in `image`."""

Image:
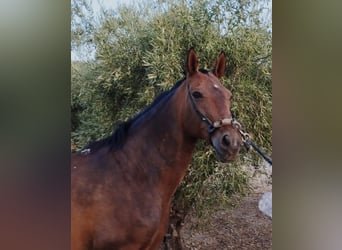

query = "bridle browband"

[187,84,241,134]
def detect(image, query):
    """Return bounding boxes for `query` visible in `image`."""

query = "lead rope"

[235,123,272,166]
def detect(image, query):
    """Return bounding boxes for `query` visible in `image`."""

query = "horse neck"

[128,84,197,197]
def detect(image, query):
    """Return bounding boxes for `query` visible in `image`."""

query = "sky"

[90,0,272,27]
[72,0,272,61]
[91,0,136,18]
[92,0,129,11]
[71,0,134,61]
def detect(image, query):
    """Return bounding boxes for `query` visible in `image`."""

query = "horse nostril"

[222,135,230,147]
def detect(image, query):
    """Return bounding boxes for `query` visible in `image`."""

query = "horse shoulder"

[92,188,163,249]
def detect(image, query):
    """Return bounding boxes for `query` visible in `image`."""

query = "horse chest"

[92,200,163,249]
[90,183,161,238]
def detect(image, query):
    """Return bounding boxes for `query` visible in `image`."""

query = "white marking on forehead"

[81,148,91,155]
[213,84,219,89]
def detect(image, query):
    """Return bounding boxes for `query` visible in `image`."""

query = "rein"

[187,84,272,165]
[238,128,273,165]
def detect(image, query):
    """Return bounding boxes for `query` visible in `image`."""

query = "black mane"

[84,78,185,152]
[199,68,209,74]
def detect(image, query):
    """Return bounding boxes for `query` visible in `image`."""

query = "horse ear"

[185,47,198,76]
[212,51,227,79]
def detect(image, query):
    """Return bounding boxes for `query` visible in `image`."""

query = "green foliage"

[176,141,250,219]
[71,0,271,215]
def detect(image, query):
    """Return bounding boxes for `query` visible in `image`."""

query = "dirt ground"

[181,193,272,250]
[181,162,272,250]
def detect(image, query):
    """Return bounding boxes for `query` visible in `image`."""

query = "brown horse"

[71,48,242,250]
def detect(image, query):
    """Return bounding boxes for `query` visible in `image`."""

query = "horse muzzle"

[210,128,242,163]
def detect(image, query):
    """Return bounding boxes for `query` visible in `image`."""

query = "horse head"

[182,48,242,162]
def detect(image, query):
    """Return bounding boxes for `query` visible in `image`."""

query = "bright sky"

[71,0,134,61]
[72,0,271,61]
[91,0,134,13]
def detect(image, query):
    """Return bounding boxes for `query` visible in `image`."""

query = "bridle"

[187,84,242,134]
[187,83,273,165]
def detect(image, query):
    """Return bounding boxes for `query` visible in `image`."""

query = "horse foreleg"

[145,207,171,250]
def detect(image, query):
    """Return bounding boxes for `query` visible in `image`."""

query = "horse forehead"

[189,72,220,87]
[202,75,230,94]
[188,73,232,98]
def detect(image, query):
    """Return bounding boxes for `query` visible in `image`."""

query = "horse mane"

[84,78,186,152]
[199,68,209,74]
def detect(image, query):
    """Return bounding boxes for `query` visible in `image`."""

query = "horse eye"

[192,91,203,99]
